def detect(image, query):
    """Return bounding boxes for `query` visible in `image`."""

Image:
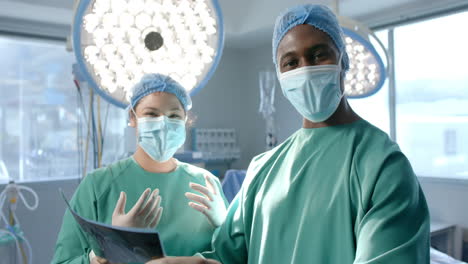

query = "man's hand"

[89,250,109,264]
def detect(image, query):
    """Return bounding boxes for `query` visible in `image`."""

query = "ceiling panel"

[13,0,73,10]
[1,0,467,47]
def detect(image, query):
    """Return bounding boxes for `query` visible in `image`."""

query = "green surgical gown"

[52,157,227,264]
[202,120,430,264]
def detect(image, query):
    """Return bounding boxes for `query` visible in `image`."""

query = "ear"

[128,111,137,128]
[339,71,346,93]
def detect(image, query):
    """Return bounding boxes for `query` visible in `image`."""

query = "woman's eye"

[169,114,182,119]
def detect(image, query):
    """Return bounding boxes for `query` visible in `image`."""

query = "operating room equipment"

[258,70,278,150]
[0,179,39,264]
[339,16,388,98]
[71,0,225,108]
[191,128,240,163]
[333,0,388,98]
[69,0,225,177]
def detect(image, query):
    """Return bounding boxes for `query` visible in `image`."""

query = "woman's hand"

[185,175,227,227]
[112,188,163,229]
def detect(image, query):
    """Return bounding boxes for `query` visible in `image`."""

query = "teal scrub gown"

[52,157,227,264]
[202,119,430,264]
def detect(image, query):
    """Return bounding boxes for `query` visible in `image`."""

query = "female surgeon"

[52,74,228,264]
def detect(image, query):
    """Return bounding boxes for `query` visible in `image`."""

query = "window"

[348,30,390,135]
[0,36,128,183]
[394,11,468,179]
[348,11,468,180]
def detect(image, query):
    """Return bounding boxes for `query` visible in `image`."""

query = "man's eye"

[312,52,329,62]
[283,59,298,68]
[316,52,326,58]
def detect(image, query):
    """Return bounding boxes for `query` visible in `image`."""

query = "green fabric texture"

[202,120,430,264]
[52,157,227,264]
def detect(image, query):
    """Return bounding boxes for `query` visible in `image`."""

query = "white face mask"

[131,105,187,162]
[278,62,344,123]
[137,116,186,162]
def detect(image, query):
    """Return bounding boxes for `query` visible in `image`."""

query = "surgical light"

[72,0,224,108]
[340,17,388,98]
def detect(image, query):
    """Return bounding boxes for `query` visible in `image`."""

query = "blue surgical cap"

[272,4,349,71]
[129,73,192,111]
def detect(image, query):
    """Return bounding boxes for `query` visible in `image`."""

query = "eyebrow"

[279,51,296,65]
[169,107,183,111]
[143,106,182,112]
[306,44,333,55]
[143,107,160,112]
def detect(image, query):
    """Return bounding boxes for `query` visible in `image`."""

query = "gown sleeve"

[353,151,430,264]
[200,152,273,263]
[51,174,99,264]
[200,192,249,264]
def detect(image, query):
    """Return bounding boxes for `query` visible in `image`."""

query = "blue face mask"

[137,116,186,162]
[279,64,344,123]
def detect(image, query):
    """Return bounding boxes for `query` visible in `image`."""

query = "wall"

[190,47,266,170]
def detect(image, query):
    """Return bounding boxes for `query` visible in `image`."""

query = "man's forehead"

[279,27,333,51]
[286,25,332,42]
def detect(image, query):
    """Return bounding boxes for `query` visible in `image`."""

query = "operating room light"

[73,0,224,108]
[340,17,388,98]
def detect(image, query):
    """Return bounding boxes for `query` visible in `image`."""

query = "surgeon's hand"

[185,175,227,227]
[112,188,163,229]
[89,250,109,264]
[146,256,221,264]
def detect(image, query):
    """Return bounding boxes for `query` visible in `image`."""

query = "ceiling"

[221,0,468,47]
[0,0,467,48]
